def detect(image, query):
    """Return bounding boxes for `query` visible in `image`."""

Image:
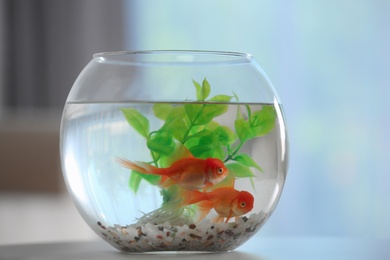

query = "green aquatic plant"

[120,78,277,196]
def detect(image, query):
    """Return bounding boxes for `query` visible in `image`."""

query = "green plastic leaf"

[165,118,188,143]
[233,154,264,172]
[147,131,175,155]
[153,103,173,120]
[191,129,214,140]
[121,108,149,138]
[233,92,239,102]
[185,129,223,159]
[186,129,217,146]
[201,78,211,100]
[139,172,161,186]
[205,121,220,131]
[198,133,216,146]
[161,185,182,205]
[129,169,162,193]
[189,144,213,158]
[163,106,188,142]
[214,126,237,146]
[165,106,186,124]
[226,163,255,178]
[245,105,252,119]
[192,80,203,101]
[233,105,276,144]
[209,95,234,102]
[184,103,203,124]
[195,104,228,125]
[250,106,277,136]
[129,171,142,193]
[213,145,226,161]
[188,125,201,136]
[234,118,253,142]
[236,104,244,120]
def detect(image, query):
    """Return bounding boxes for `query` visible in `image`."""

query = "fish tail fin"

[117,158,164,175]
[180,190,212,222]
[159,176,176,188]
[182,190,207,206]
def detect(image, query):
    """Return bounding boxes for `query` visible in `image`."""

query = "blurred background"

[0,0,389,244]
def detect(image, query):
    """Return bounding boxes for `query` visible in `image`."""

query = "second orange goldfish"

[118,157,228,190]
[183,187,254,223]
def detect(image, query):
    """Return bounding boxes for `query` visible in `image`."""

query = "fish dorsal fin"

[205,173,235,192]
[159,143,193,167]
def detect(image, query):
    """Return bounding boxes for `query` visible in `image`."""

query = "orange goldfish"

[183,187,254,223]
[118,157,228,190]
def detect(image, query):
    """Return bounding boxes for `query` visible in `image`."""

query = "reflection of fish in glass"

[118,157,228,190]
[183,187,254,222]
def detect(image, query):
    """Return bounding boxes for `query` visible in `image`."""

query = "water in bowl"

[61,101,287,252]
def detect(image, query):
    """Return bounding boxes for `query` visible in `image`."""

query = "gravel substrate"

[97,212,267,252]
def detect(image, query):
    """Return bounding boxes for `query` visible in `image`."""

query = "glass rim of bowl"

[92,50,253,66]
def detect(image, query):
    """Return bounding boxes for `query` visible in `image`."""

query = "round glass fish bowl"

[60,50,289,253]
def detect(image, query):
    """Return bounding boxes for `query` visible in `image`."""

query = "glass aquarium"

[60,50,289,252]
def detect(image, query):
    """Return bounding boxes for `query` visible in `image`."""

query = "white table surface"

[1,236,389,260]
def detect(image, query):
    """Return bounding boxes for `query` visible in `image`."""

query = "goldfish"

[118,157,228,190]
[182,187,254,223]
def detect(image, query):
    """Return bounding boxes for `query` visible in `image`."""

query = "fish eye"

[240,202,246,208]
[217,168,223,174]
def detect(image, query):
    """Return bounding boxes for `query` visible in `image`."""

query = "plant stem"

[224,141,244,162]
[151,151,160,167]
